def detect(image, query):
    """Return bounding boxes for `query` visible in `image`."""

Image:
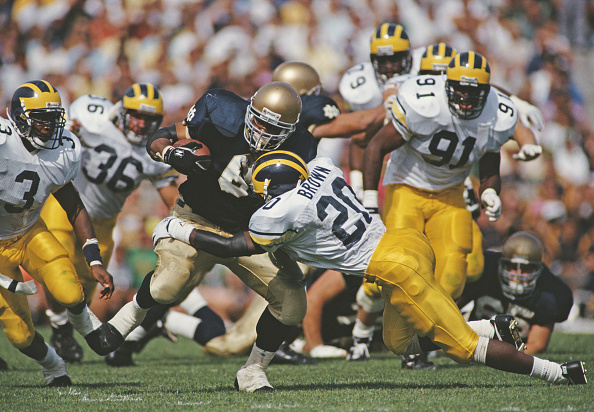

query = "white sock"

[108,295,149,338]
[37,343,61,369]
[67,306,102,336]
[125,326,148,342]
[472,336,489,364]
[467,319,495,339]
[530,357,565,383]
[180,288,207,315]
[46,309,69,328]
[243,344,276,370]
[165,310,201,340]
[352,318,375,340]
[38,344,67,384]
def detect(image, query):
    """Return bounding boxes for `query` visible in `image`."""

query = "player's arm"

[52,182,114,299]
[361,122,406,213]
[524,323,554,355]
[147,123,206,176]
[478,151,502,222]
[146,123,186,161]
[311,105,385,139]
[512,122,542,161]
[152,216,265,258]
[157,183,179,210]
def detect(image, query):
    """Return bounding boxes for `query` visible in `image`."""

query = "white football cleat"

[235,365,274,392]
[309,344,348,358]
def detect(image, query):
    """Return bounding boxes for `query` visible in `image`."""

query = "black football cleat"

[401,353,438,370]
[50,323,83,363]
[490,314,525,352]
[105,341,137,367]
[85,323,124,356]
[270,342,317,365]
[47,375,72,387]
[561,361,587,385]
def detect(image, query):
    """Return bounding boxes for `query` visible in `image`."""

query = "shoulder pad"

[339,63,382,111]
[493,88,518,135]
[391,76,444,136]
[68,94,114,135]
[187,89,248,139]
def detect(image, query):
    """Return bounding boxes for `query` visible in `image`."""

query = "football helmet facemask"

[419,43,457,75]
[251,150,309,202]
[446,51,491,119]
[245,82,301,152]
[119,82,164,145]
[498,232,544,300]
[8,80,66,150]
[369,23,412,86]
[272,61,322,96]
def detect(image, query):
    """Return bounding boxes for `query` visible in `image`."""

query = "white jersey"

[338,47,424,112]
[68,94,177,219]
[0,117,81,239]
[383,75,517,191]
[248,157,385,277]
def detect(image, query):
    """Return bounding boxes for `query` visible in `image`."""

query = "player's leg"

[347,281,383,361]
[465,221,485,283]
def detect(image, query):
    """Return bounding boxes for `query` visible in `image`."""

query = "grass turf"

[0,327,592,411]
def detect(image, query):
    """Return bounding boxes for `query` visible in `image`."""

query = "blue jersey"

[179,89,317,232]
[461,251,573,337]
[299,94,340,134]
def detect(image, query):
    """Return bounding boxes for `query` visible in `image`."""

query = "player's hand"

[480,188,502,222]
[152,216,194,246]
[510,95,545,131]
[513,144,542,161]
[68,118,82,136]
[90,265,114,300]
[162,145,209,176]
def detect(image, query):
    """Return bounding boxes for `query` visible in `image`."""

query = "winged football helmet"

[446,51,491,119]
[245,82,302,152]
[419,43,457,75]
[119,82,164,145]
[498,232,544,300]
[272,61,322,96]
[8,80,66,150]
[369,23,412,86]
[252,150,309,202]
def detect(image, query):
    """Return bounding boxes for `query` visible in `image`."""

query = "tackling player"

[153,151,587,387]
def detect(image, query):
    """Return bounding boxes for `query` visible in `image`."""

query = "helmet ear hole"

[251,150,309,200]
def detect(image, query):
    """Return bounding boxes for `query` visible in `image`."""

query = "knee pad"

[267,275,306,326]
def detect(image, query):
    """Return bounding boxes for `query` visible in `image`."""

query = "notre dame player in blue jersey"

[458,232,573,355]
[97,82,318,392]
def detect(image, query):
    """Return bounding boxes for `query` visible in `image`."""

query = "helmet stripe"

[139,83,148,98]
[386,23,396,37]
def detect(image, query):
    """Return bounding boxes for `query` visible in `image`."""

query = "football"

[173,138,211,170]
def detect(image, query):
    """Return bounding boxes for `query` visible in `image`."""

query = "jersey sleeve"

[185,89,248,140]
[300,94,341,131]
[68,94,115,141]
[338,63,383,112]
[490,89,518,150]
[248,199,296,252]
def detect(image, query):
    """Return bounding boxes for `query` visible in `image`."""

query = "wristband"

[362,190,379,209]
[82,238,103,267]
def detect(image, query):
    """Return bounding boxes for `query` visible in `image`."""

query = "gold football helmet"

[119,82,164,145]
[498,232,544,300]
[446,51,491,119]
[8,80,66,150]
[252,150,309,201]
[369,23,412,86]
[272,61,322,96]
[245,82,302,152]
[419,43,457,75]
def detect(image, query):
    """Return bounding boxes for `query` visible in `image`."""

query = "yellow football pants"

[366,228,479,363]
[0,219,84,349]
[40,195,117,303]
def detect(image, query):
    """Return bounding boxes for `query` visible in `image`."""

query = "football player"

[0,80,115,386]
[153,150,587,386]
[39,83,225,365]
[458,232,574,355]
[203,61,387,362]
[92,81,318,392]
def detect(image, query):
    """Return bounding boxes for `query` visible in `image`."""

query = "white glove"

[0,272,38,295]
[480,188,502,222]
[510,95,545,131]
[152,216,195,246]
[513,144,542,161]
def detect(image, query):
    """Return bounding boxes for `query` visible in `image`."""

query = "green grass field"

[1,327,592,411]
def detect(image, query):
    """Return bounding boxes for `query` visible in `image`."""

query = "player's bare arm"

[362,122,406,191]
[53,182,114,299]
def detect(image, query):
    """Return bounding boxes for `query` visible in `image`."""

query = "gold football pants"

[366,228,478,363]
[0,219,84,349]
[41,195,117,303]
[382,183,478,299]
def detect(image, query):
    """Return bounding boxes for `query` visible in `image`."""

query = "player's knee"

[150,272,188,304]
[6,327,35,350]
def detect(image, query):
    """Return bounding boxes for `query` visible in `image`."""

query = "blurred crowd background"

[2,0,594,325]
